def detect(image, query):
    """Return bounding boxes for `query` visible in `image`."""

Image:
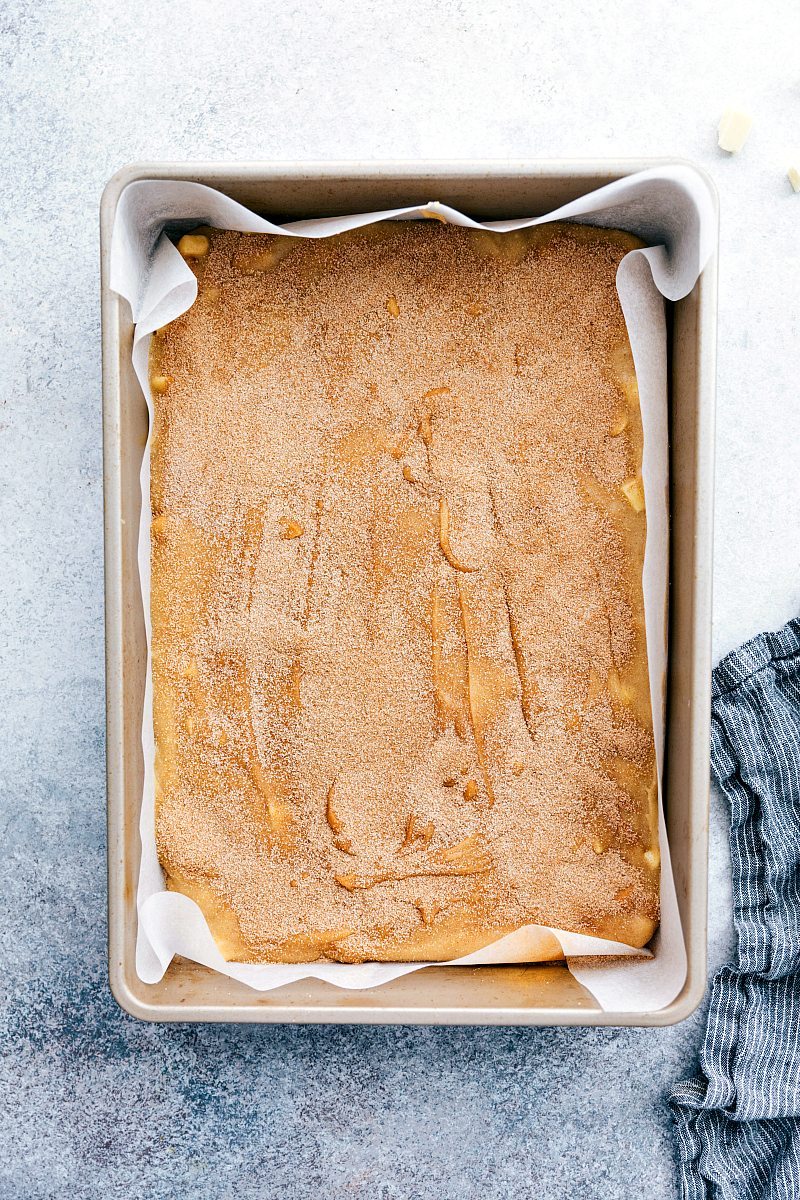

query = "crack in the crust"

[241,681,284,840]
[501,575,537,742]
[430,579,469,740]
[401,463,437,495]
[236,507,286,839]
[392,390,447,468]
[487,483,528,553]
[239,674,286,842]
[335,861,485,891]
[335,834,491,891]
[439,497,478,572]
[301,495,325,630]
[399,811,435,854]
[325,779,354,855]
[430,583,446,735]
[415,899,444,927]
[401,395,478,575]
[487,485,505,544]
[456,577,496,807]
[592,563,617,673]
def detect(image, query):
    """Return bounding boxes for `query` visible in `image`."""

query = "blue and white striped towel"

[671,618,800,1198]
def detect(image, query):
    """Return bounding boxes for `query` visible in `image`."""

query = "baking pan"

[101,160,717,1024]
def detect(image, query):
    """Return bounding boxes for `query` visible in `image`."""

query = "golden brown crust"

[150,220,659,963]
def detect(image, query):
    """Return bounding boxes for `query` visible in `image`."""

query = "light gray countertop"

[2,1,799,1196]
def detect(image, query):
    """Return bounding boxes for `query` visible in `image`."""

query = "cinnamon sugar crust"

[149,220,660,964]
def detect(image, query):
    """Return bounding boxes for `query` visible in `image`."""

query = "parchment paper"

[110,165,716,1012]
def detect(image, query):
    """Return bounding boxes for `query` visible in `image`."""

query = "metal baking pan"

[101,160,717,1024]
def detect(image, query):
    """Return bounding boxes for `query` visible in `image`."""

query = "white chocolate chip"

[177,233,210,258]
[621,476,645,513]
[717,109,753,154]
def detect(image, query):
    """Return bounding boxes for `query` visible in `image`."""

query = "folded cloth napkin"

[670,618,800,1199]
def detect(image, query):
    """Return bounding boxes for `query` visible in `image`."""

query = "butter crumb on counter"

[717,108,753,154]
[788,167,800,193]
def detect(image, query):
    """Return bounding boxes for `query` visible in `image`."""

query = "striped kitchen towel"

[670,618,800,1199]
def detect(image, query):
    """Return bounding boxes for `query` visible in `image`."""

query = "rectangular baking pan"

[101,160,717,1024]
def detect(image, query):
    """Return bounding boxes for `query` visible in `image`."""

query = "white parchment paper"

[110,165,716,1012]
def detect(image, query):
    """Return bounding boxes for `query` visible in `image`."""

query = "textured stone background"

[2,1,799,1196]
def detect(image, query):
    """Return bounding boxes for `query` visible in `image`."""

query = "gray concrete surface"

[2,0,799,1196]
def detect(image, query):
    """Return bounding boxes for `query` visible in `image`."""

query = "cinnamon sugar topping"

[150,220,660,963]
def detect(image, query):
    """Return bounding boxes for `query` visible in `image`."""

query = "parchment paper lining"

[110,166,715,1011]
